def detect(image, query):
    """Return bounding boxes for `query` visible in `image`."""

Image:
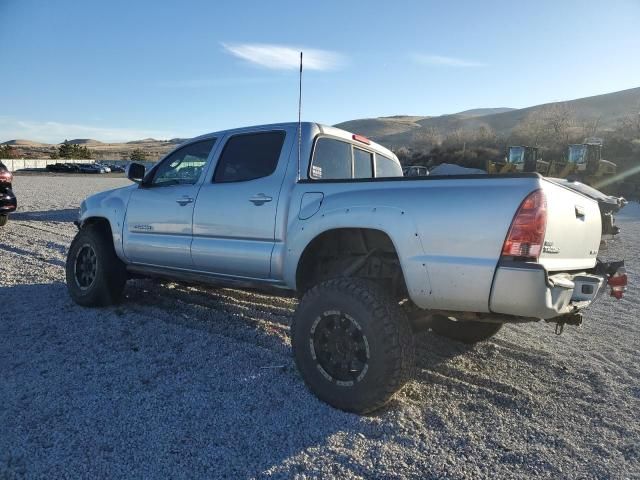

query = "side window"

[375,154,403,178]
[353,148,373,179]
[214,131,285,183]
[152,139,215,186]
[310,138,352,179]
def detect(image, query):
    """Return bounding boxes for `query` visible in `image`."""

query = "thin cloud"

[0,117,188,144]
[410,53,486,68]
[156,76,279,88]
[222,42,345,71]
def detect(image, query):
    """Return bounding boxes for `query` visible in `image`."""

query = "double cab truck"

[66,122,627,413]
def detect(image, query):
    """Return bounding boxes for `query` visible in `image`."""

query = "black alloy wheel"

[311,311,370,386]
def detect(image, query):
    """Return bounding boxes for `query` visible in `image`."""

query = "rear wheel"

[0,215,7,227]
[66,224,127,306]
[292,278,414,414]
[430,315,502,344]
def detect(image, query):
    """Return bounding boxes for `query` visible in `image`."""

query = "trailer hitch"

[547,312,583,335]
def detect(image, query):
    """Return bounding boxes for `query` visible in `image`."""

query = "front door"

[191,130,291,279]
[123,138,216,268]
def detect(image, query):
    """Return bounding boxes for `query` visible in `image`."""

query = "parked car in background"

[0,161,17,226]
[46,163,81,173]
[403,165,429,177]
[77,163,106,174]
[95,163,111,173]
[108,164,126,173]
[66,122,627,414]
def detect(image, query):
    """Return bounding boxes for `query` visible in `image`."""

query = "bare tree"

[580,116,601,138]
[411,126,442,150]
[513,102,577,148]
[618,112,640,139]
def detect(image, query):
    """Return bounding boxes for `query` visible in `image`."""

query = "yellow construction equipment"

[486,146,548,174]
[546,139,617,185]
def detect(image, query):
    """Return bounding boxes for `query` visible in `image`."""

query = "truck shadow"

[0,243,66,268]
[1,280,483,478]
[11,208,78,222]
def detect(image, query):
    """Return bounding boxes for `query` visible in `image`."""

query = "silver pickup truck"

[66,122,627,413]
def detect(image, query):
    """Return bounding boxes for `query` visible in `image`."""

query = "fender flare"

[282,204,431,300]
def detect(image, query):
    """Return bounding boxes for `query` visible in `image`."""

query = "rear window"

[214,131,285,183]
[375,154,403,178]
[311,138,352,179]
[353,148,373,178]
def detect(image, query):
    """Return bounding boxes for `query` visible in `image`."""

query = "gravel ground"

[1,175,639,479]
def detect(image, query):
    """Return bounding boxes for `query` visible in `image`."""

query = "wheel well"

[296,228,407,299]
[82,217,113,239]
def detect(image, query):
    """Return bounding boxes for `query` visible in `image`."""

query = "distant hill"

[335,87,640,148]
[65,138,104,145]
[335,116,429,140]
[126,138,159,144]
[1,139,49,147]
[454,107,515,117]
[4,87,639,160]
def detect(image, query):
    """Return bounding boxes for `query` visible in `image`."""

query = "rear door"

[191,129,292,278]
[123,139,215,268]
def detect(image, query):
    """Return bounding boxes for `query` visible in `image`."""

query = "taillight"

[608,268,627,299]
[501,189,547,261]
[0,170,12,184]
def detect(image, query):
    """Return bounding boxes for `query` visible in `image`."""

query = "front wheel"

[66,224,127,306]
[430,315,503,344]
[292,278,414,414]
[0,215,7,227]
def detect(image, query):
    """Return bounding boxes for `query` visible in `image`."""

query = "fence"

[0,158,156,172]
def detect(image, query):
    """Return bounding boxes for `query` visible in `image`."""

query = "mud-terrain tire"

[66,224,127,306]
[0,215,7,227]
[292,278,414,414]
[431,315,502,344]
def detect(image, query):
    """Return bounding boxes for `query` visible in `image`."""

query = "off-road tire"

[431,315,502,344]
[66,224,127,306]
[292,278,414,414]
[0,215,7,227]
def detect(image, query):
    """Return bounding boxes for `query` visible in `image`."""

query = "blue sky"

[1,0,639,143]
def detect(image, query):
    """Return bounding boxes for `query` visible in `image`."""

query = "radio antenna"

[296,51,303,181]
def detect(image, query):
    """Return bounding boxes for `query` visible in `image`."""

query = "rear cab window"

[353,148,373,178]
[310,138,352,180]
[310,137,399,180]
[375,154,403,178]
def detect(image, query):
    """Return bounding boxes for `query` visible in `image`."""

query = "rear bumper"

[0,188,17,214]
[489,261,605,319]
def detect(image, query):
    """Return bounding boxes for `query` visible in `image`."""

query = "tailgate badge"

[543,240,560,254]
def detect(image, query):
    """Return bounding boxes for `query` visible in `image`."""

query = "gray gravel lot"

[1,175,639,479]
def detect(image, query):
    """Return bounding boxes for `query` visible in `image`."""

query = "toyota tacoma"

[66,123,627,413]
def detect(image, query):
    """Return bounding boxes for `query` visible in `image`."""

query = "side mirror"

[126,162,146,183]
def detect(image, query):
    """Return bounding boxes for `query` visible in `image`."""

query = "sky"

[1,0,639,143]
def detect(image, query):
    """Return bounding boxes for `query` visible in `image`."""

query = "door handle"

[249,193,273,205]
[176,196,194,206]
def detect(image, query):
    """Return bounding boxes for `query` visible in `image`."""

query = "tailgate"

[539,180,601,272]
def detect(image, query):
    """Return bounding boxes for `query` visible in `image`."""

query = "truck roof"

[190,122,397,160]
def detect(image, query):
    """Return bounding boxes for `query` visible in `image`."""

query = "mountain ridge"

[3,87,639,159]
